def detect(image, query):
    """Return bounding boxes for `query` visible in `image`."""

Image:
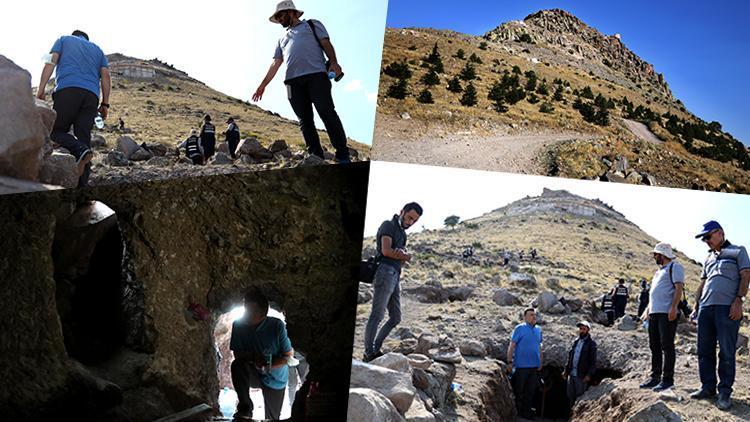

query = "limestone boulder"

[129,147,152,162]
[404,394,435,422]
[459,340,486,357]
[492,288,522,306]
[347,388,404,422]
[349,360,416,414]
[105,151,130,167]
[371,353,411,374]
[210,152,234,165]
[237,137,273,160]
[38,151,78,188]
[0,55,46,181]
[115,136,140,159]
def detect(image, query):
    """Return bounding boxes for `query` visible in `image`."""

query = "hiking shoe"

[717,394,732,411]
[653,381,674,392]
[639,378,660,389]
[690,389,716,400]
[232,406,253,420]
[363,350,384,363]
[335,156,352,164]
[76,149,94,176]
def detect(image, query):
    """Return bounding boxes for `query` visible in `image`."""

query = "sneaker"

[689,389,717,400]
[76,149,94,176]
[639,378,660,389]
[716,394,732,411]
[653,381,674,392]
[364,350,385,362]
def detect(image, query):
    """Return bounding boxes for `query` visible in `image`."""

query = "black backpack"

[358,256,380,283]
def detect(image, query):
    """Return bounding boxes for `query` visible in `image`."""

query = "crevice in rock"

[534,365,570,419]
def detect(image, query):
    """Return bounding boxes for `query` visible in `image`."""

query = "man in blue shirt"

[252,1,351,163]
[36,30,110,187]
[230,291,294,420]
[689,221,750,411]
[562,321,597,405]
[507,308,543,419]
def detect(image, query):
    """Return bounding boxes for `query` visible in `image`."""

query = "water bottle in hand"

[94,113,104,130]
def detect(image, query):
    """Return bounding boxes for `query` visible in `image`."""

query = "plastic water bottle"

[218,387,237,417]
[327,71,336,80]
[450,382,464,397]
[642,320,649,330]
[94,113,104,130]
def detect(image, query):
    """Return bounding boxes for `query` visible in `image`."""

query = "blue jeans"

[697,305,740,396]
[363,264,401,356]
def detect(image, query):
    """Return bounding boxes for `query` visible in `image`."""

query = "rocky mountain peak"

[483,9,672,99]
[487,188,627,223]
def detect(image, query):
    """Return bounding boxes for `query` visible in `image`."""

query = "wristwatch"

[100,103,110,108]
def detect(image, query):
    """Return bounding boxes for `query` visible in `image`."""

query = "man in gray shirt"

[252,1,351,163]
[690,221,750,410]
[639,242,684,392]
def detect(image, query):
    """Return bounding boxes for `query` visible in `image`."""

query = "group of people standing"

[364,209,749,418]
[35,0,350,188]
[178,115,241,165]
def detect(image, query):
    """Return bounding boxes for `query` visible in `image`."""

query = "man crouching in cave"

[231,291,294,420]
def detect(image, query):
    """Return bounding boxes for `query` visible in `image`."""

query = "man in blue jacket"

[562,321,597,405]
[36,30,111,187]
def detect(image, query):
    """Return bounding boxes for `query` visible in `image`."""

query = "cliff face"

[0,163,369,421]
[484,9,672,99]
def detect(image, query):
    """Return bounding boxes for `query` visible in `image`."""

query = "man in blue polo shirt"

[36,30,110,187]
[507,308,543,419]
[252,1,351,163]
[231,291,294,421]
[689,221,749,411]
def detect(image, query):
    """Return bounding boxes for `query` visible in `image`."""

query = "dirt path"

[620,118,663,144]
[373,131,595,175]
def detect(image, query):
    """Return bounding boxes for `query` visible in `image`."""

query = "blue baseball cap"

[695,220,722,239]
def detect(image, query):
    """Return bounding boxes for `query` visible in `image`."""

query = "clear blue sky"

[1,0,386,145]
[386,0,750,146]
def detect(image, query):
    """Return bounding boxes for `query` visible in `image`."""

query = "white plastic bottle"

[218,387,238,417]
[94,113,104,130]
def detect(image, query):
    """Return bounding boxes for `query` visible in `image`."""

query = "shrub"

[417,89,434,104]
[384,59,412,80]
[386,78,409,99]
[539,102,555,113]
[460,83,478,106]
[447,76,463,93]
[518,33,533,43]
[460,62,477,80]
[553,85,564,101]
[469,52,483,64]
[581,86,595,99]
[512,65,522,74]
[421,69,440,86]
[453,48,466,59]
[537,83,549,95]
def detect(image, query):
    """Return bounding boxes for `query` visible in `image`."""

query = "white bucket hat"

[652,242,676,259]
[270,1,304,23]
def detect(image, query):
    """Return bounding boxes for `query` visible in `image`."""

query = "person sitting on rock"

[462,246,474,259]
[562,321,597,405]
[230,290,294,421]
[363,202,422,362]
[252,1,351,163]
[199,114,216,159]
[612,278,630,319]
[507,308,543,419]
[640,242,685,392]
[177,129,204,165]
[638,279,650,318]
[689,221,749,410]
[36,29,111,187]
[224,117,241,159]
[601,293,615,326]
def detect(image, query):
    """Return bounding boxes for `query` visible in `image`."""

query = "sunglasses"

[701,230,717,242]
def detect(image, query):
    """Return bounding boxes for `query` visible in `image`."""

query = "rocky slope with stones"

[351,188,750,421]
[0,164,369,421]
[1,53,369,193]
[375,9,750,193]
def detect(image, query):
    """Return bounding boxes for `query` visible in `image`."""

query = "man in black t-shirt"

[363,202,423,362]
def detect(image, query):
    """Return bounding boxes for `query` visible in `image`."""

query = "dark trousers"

[614,296,627,318]
[286,72,349,160]
[605,310,614,326]
[231,359,286,420]
[51,87,99,186]
[648,313,677,383]
[227,135,240,159]
[697,305,740,396]
[202,135,216,159]
[566,376,587,405]
[512,368,539,417]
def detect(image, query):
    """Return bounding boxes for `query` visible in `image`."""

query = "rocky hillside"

[351,189,750,421]
[374,9,750,193]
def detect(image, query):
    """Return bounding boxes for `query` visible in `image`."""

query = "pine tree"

[447,76,463,93]
[453,49,466,59]
[423,42,444,73]
[383,59,412,80]
[460,83,478,106]
[518,33,533,43]
[536,82,549,96]
[421,69,440,86]
[459,62,477,81]
[512,65,522,75]
[417,89,434,104]
[527,93,540,104]
[553,85,564,101]
[386,78,409,99]
[581,86,595,99]
[469,52,483,64]
[479,41,488,50]
[488,81,508,112]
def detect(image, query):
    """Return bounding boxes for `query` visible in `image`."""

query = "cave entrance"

[533,365,570,420]
[52,201,127,365]
[213,304,308,420]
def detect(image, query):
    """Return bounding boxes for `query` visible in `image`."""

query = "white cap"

[577,321,591,329]
[652,242,676,259]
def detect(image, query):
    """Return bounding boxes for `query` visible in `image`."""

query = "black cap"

[226,117,234,123]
